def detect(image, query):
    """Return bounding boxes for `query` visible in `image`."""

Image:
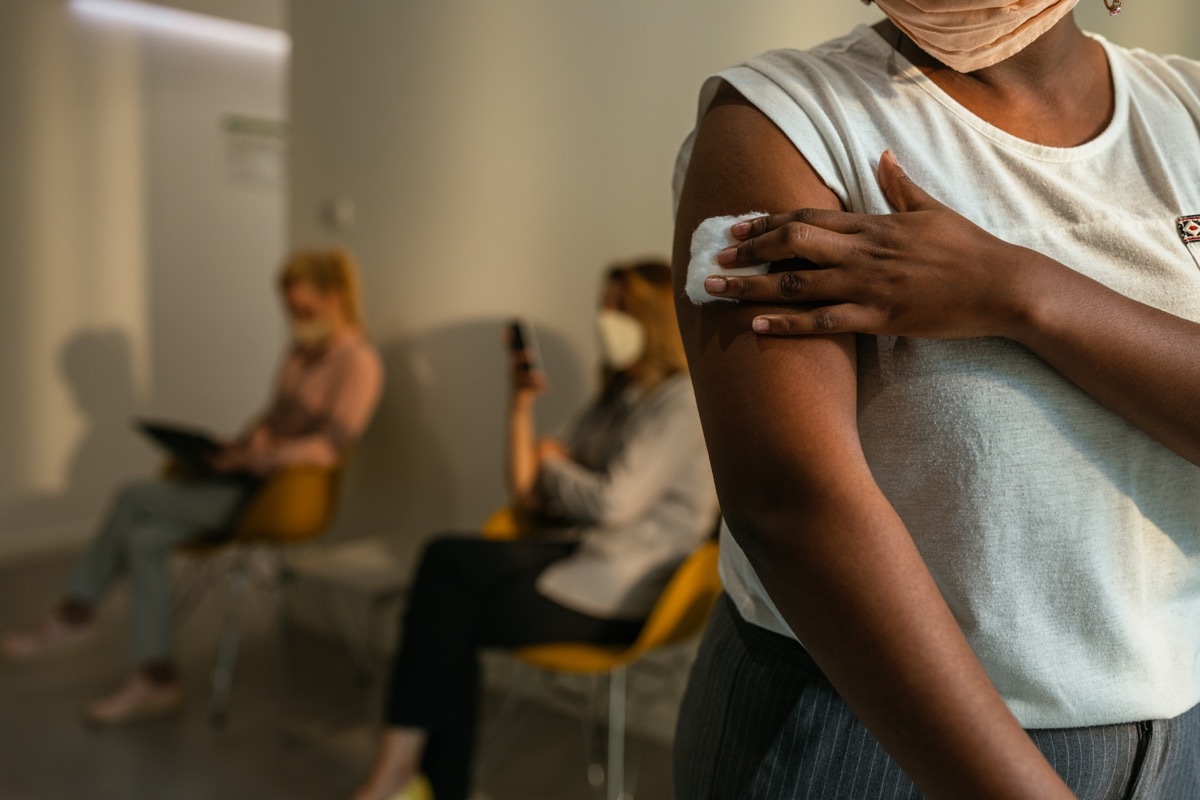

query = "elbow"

[593,496,639,528]
[586,479,649,528]
[721,508,778,567]
[719,488,822,566]
[511,484,541,514]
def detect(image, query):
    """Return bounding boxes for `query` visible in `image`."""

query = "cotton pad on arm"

[685,212,769,305]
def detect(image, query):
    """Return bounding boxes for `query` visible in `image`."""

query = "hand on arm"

[705,150,1200,465]
[675,85,1072,799]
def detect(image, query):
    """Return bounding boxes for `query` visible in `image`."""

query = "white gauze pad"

[685,212,769,305]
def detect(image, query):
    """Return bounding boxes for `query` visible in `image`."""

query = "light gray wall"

[289,0,1200,572]
[1075,0,1200,55]
[150,0,286,30]
[287,0,883,568]
[0,0,286,561]
[14,1,1185,568]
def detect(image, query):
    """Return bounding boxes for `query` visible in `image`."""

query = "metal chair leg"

[209,561,249,728]
[607,666,627,800]
[581,673,606,798]
[475,667,541,785]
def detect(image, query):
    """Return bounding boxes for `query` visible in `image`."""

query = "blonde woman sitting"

[2,248,383,725]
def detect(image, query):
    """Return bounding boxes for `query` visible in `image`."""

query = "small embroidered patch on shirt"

[1180,214,1200,244]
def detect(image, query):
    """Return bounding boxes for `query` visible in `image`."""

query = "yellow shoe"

[390,775,433,800]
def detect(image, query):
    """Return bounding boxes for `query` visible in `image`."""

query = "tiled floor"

[0,549,674,800]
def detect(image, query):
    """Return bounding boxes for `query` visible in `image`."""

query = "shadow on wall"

[331,318,588,572]
[0,328,153,548]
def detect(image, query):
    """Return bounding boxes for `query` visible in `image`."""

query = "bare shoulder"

[675,81,841,239]
[672,81,842,331]
[345,337,384,378]
[670,80,861,499]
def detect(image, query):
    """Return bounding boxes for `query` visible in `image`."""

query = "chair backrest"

[234,465,342,543]
[626,540,721,660]
[480,506,523,541]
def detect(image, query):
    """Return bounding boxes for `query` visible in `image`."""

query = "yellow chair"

[481,509,721,800]
[232,464,341,543]
[479,505,526,541]
[177,464,342,727]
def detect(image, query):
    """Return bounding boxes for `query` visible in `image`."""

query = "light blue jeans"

[64,478,250,663]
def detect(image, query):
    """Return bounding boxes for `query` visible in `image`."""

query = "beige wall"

[289,0,1200,570]
[282,1,889,567]
[150,0,285,30]
[1074,0,1200,55]
[0,1,1187,563]
[0,0,287,561]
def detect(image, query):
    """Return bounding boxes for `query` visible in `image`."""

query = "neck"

[329,314,354,339]
[875,14,1113,147]
[297,316,354,357]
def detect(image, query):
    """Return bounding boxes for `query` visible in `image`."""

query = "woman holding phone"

[350,259,718,800]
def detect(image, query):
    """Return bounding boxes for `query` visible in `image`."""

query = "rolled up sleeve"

[247,347,384,474]
[538,387,700,527]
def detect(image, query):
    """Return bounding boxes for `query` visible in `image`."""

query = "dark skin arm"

[674,84,1074,799]
[705,153,1200,467]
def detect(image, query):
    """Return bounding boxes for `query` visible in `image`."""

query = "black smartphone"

[507,318,540,374]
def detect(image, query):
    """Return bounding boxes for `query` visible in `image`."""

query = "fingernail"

[752,317,770,333]
[704,276,728,294]
[731,221,752,237]
[883,149,899,167]
[717,246,737,266]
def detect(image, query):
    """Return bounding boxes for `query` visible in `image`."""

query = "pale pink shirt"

[245,330,383,474]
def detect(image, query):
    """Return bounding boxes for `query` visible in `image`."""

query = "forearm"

[1007,252,1200,465]
[734,490,1071,799]
[246,434,338,474]
[537,458,611,523]
[507,400,539,508]
[539,412,689,526]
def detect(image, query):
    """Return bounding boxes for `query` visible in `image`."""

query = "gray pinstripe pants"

[674,594,1200,799]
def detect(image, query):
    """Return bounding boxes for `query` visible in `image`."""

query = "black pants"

[385,535,644,800]
[675,594,1200,799]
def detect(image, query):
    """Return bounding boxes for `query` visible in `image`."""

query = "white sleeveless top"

[675,26,1200,728]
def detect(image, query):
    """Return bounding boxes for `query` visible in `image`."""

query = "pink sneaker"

[1,615,94,661]
[83,673,183,727]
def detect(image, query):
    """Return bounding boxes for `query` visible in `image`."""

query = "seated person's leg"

[80,478,250,724]
[3,478,169,659]
[356,534,643,800]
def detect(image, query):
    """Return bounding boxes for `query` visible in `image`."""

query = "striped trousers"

[674,594,1200,799]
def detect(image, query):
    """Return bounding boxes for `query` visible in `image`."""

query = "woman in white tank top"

[673,1,1200,797]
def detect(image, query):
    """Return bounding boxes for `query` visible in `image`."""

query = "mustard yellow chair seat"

[479,505,722,800]
[174,463,343,727]
[514,541,721,674]
[480,505,525,541]
[234,464,341,543]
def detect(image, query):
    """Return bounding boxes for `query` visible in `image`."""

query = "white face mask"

[290,319,332,349]
[872,0,1080,73]
[596,309,646,371]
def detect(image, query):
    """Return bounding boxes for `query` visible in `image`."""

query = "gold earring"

[1103,0,1123,16]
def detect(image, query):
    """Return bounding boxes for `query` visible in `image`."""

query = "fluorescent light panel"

[70,0,290,55]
